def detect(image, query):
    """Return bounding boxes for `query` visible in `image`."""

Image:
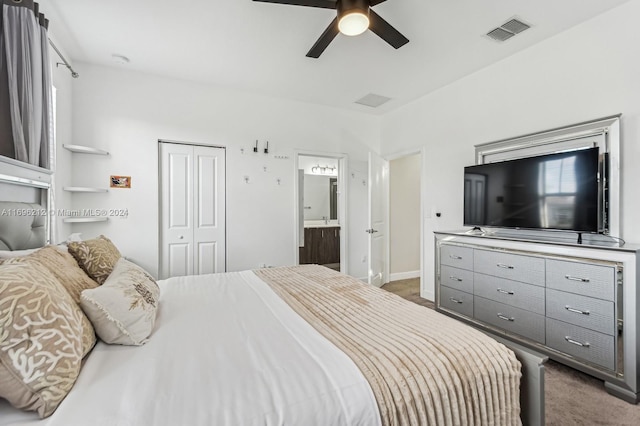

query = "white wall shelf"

[63,186,108,193]
[63,217,109,223]
[63,144,109,155]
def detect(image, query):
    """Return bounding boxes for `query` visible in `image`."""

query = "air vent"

[501,18,530,34]
[355,93,392,108]
[486,17,531,42]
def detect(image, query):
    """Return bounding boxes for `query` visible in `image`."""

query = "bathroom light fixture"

[311,165,337,175]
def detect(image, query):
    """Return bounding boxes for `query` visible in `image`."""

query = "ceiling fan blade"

[252,0,337,9]
[306,18,339,58]
[369,0,389,6]
[368,9,409,49]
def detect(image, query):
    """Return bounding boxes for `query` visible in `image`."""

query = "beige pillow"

[67,235,121,284]
[80,258,160,345]
[3,246,98,358]
[0,261,84,418]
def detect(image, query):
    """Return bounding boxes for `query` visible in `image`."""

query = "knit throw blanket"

[254,265,522,426]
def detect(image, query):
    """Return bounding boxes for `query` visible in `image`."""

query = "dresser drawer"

[474,273,545,315]
[440,265,474,293]
[474,296,545,343]
[440,244,474,271]
[474,249,545,286]
[546,259,615,301]
[439,286,474,318]
[546,289,615,336]
[546,318,615,371]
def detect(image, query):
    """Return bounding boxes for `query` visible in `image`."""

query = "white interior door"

[193,146,226,275]
[160,143,194,278]
[160,142,226,279]
[368,151,388,287]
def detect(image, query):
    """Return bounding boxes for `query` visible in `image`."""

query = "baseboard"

[389,270,420,282]
[421,289,434,302]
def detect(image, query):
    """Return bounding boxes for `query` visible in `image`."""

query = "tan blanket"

[255,265,521,426]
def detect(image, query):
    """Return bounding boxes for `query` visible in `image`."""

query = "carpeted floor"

[381,278,640,425]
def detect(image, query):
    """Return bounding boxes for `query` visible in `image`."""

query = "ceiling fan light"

[338,12,369,36]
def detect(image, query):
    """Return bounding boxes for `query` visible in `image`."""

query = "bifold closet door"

[160,142,226,279]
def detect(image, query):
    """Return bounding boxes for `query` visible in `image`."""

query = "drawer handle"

[449,297,463,304]
[565,336,590,348]
[497,313,515,322]
[449,276,463,282]
[497,263,514,270]
[497,288,514,295]
[565,306,590,316]
[449,254,463,260]
[565,275,590,283]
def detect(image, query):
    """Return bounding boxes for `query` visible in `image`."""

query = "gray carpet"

[381,278,640,425]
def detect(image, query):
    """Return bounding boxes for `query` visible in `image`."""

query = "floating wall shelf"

[63,187,108,193]
[63,217,109,223]
[63,144,109,155]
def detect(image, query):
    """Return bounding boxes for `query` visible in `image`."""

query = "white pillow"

[80,258,159,345]
[0,248,38,259]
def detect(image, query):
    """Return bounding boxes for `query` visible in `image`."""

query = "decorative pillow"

[3,246,98,358]
[67,235,121,284]
[80,258,160,345]
[0,261,84,418]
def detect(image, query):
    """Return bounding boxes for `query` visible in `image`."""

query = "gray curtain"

[0,0,52,169]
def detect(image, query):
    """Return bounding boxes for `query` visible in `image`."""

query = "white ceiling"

[43,0,630,114]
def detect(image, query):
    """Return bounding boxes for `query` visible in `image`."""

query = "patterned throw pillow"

[8,246,99,357]
[67,235,121,284]
[80,258,160,345]
[0,261,84,418]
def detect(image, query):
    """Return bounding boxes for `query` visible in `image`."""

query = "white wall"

[67,63,380,277]
[389,154,420,276]
[381,0,640,299]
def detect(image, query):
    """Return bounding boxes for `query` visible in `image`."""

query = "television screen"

[464,147,601,233]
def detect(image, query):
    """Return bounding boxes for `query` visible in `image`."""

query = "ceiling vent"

[355,93,392,108]
[486,17,531,42]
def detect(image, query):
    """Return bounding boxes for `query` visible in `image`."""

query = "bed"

[0,199,525,425]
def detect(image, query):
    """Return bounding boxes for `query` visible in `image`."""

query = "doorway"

[296,153,346,272]
[388,152,421,288]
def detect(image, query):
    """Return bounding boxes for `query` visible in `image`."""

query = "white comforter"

[0,271,381,426]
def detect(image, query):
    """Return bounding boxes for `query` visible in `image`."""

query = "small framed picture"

[110,175,131,188]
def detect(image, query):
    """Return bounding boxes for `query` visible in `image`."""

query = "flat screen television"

[464,147,602,233]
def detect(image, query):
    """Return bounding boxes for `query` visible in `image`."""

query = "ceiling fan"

[253,0,409,58]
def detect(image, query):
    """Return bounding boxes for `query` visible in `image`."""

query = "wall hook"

[264,141,269,154]
[253,140,258,153]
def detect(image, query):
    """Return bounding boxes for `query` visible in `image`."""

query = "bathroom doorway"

[296,153,346,272]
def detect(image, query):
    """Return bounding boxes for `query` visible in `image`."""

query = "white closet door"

[193,145,226,275]
[160,143,226,279]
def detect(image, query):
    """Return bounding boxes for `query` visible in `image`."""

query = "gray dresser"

[435,231,640,403]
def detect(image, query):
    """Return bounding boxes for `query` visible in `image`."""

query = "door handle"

[365,228,378,234]
[178,236,184,240]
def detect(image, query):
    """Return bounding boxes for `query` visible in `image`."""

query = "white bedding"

[0,271,381,426]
